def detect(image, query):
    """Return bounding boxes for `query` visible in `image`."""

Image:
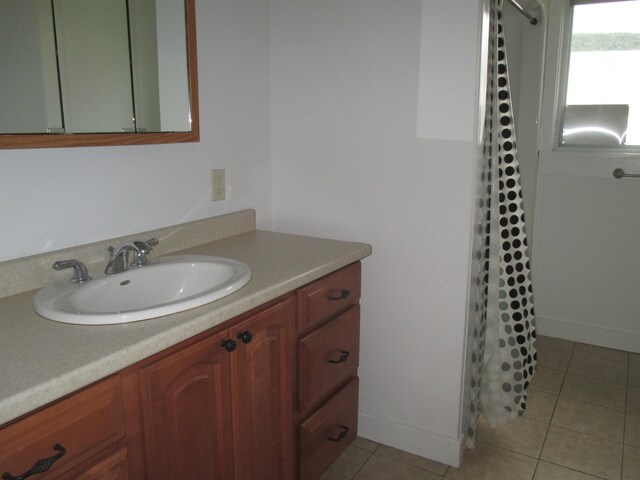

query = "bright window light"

[561,0,640,146]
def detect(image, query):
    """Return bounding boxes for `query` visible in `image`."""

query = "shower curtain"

[464,0,537,449]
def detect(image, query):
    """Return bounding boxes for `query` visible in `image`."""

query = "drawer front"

[298,306,360,412]
[63,448,130,480]
[0,376,125,480]
[299,377,359,480]
[297,262,361,333]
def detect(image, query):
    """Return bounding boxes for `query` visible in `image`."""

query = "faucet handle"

[131,238,159,267]
[144,237,159,248]
[52,259,91,283]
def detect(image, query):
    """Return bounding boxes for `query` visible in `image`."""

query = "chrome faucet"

[52,259,91,283]
[105,238,159,274]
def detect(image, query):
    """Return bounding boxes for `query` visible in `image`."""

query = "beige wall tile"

[446,443,537,480]
[541,426,622,479]
[551,397,624,442]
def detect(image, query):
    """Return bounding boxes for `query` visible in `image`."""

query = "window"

[560,0,640,147]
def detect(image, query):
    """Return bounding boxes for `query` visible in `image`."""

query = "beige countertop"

[0,228,371,426]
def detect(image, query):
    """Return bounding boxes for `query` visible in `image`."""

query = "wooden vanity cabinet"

[138,295,295,480]
[0,375,132,480]
[1,261,364,480]
[296,262,362,480]
[138,329,234,479]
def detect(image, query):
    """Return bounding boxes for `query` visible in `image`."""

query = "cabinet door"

[139,330,234,480]
[230,298,295,480]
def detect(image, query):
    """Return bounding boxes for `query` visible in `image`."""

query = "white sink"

[34,255,252,325]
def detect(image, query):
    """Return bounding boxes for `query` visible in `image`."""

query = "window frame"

[541,0,640,157]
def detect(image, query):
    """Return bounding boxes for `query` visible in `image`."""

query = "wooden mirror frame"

[0,0,199,150]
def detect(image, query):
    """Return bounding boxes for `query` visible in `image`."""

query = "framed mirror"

[0,0,199,149]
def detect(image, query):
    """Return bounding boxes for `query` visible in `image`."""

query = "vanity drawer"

[297,262,361,333]
[298,306,360,411]
[0,375,125,480]
[298,377,358,480]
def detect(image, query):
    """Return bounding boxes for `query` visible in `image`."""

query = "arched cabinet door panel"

[229,297,295,480]
[139,330,234,480]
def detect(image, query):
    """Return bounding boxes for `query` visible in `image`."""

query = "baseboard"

[358,409,464,467]
[536,315,640,354]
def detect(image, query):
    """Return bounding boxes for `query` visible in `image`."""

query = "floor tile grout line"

[347,444,377,480]
[538,459,609,479]
[529,339,574,479]
[620,352,630,480]
[365,445,451,477]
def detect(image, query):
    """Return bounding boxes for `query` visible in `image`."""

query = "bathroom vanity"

[0,211,371,480]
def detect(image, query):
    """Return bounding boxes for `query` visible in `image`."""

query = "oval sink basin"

[34,255,252,325]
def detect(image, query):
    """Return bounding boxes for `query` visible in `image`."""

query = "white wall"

[1,0,486,466]
[0,0,272,262]
[533,0,640,353]
[270,0,481,465]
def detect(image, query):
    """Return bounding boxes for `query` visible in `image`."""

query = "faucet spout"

[105,238,158,274]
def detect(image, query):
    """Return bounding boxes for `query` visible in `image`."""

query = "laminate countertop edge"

[0,230,372,426]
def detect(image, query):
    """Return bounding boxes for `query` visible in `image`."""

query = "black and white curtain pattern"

[464,0,537,449]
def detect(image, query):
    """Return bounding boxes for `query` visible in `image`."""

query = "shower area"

[477,0,640,357]
[501,0,640,356]
[459,0,639,476]
[467,0,640,416]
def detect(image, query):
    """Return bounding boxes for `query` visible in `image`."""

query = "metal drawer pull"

[221,339,237,352]
[328,289,350,301]
[237,331,253,344]
[2,443,66,480]
[328,350,350,364]
[613,168,640,179]
[328,425,349,442]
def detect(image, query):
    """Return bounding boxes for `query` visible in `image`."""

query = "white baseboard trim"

[536,315,640,354]
[358,409,464,467]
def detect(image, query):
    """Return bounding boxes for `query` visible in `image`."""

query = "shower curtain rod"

[506,0,538,25]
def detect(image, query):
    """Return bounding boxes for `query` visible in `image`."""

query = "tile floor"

[322,335,640,480]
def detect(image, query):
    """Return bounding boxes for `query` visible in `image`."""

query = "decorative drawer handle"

[221,339,237,352]
[328,425,349,442]
[328,289,350,301]
[328,350,350,364]
[2,443,66,480]
[237,331,253,344]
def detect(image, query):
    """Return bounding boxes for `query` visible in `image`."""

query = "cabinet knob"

[328,289,350,301]
[221,339,237,352]
[328,350,350,364]
[2,443,66,480]
[328,425,349,442]
[237,331,253,344]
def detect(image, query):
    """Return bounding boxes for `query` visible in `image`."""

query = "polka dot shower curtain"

[464,0,537,449]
